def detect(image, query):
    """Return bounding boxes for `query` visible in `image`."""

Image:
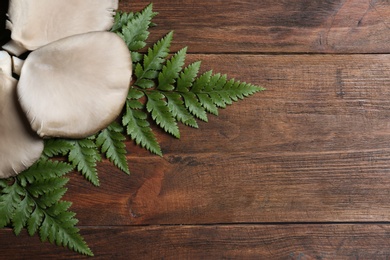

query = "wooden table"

[2,0,390,258]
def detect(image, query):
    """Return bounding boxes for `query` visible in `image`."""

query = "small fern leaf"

[37,188,68,209]
[68,139,101,186]
[197,93,219,115]
[27,178,69,198]
[177,61,201,92]
[12,195,34,235]
[111,12,135,33]
[158,47,187,91]
[117,3,157,52]
[191,71,265,112]
[17,160,74,187]
[166,92,198,128]
[191,70,213,93]
[0,182,24,228]
[205,73,226,92]
[146,91,180,138]
[123,101,162,156]
[27,207,44,236]
[134,31,173,89]
[181,92,208,122]
[96,122,130,175]
[39,203,93,256]
[43,139,74,158]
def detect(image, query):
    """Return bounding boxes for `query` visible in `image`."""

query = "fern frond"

[96,122,130,174]
[0,182,24,228]
[158,47,187,91]
[43,139,74,158]
[177,61,202,92]
[181,92,209,122]
[113,4,157,63]
[165,92,198,128]
[36,188,68,209]
[17,160,73,187]
[123,100,162,156]
[39,201,93,256]
[27,206,44,236]
[134,31,173,89]
[27,178,69,198]
[0,158,92,255]
[146,91,180,138]
[12,195,34,235]
[191,73,265,110]
[111,12,135,33]
[68,139,101,186]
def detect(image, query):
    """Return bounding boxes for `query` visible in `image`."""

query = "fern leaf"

[191,70,213,93]
[12,195,34,235]
[146,91,180,138]
[39,202,93,256]
[177,61,201,92]
[181,92,208,122]
[0,182,24,228]
[123,100,162,156]
[158,47,187,91]
[118,4,157,51]
[37,188,68,209]
[96,122,130,174]
[191,72,265,111]
[134,31,173,89]
[165,92,198,128]
[68,139,101,186]
[27,178,69,198]
[43,139,74,158]
[17,160,73,187]
[197,93,219,115]
[111,12,135,33]
[27,206,44,236]
[113,4,157,63]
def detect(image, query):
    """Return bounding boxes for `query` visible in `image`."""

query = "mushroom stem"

[12,56,24,76]
[2,39,28,56]
[0,51,12,76]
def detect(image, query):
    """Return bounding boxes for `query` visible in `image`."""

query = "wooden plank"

[65,152,390,225]
[52,54,390,225]
[120,0,390,54]
[2,224,390,259]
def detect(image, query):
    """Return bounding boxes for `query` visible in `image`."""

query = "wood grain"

[121,0,390,54]
[53,54,390,226]
[2,0,390,258]
[2,225,390,259]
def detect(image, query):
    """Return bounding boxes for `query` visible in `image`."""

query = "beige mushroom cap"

[4,0,118,55]
[0,71,44,178]
[17,31,132,139]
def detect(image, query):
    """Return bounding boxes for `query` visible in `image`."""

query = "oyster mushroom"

[3,0,118,56]
[0,50,12,76]
[17,31,132,139]
[0,59,44,178]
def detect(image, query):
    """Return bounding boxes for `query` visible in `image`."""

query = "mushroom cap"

[0,72,44,178]
[6,0,118,52]
[0,51,12,76]
[17,31,132,139]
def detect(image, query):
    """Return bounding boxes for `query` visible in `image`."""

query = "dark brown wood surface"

[2,0,390,259]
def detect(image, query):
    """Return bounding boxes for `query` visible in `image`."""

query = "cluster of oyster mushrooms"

[0,0,132,178]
